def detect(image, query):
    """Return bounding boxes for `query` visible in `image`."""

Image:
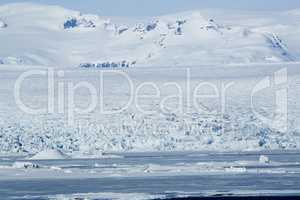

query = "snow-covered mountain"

[0,3,299,67]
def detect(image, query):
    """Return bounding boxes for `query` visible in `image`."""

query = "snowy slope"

[0,3,299,67]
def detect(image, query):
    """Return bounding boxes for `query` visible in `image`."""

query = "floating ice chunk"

[64,169,72,174]
[259,155,270,164]
[94,163,101,167]
[112,163,118,167]
[13,161,39,169]
[49,192,165,200]
[0,20,7,28]
[225,166,247,173]
[50,166,62,170]
[29,149,69,160]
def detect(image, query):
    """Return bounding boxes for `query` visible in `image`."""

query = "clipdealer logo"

[251,68,288,132]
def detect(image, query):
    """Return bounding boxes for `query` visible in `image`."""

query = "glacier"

[0,63,300,155]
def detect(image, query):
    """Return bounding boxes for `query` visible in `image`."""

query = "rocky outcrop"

[79,60,135,68]
[64,16,95,29]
